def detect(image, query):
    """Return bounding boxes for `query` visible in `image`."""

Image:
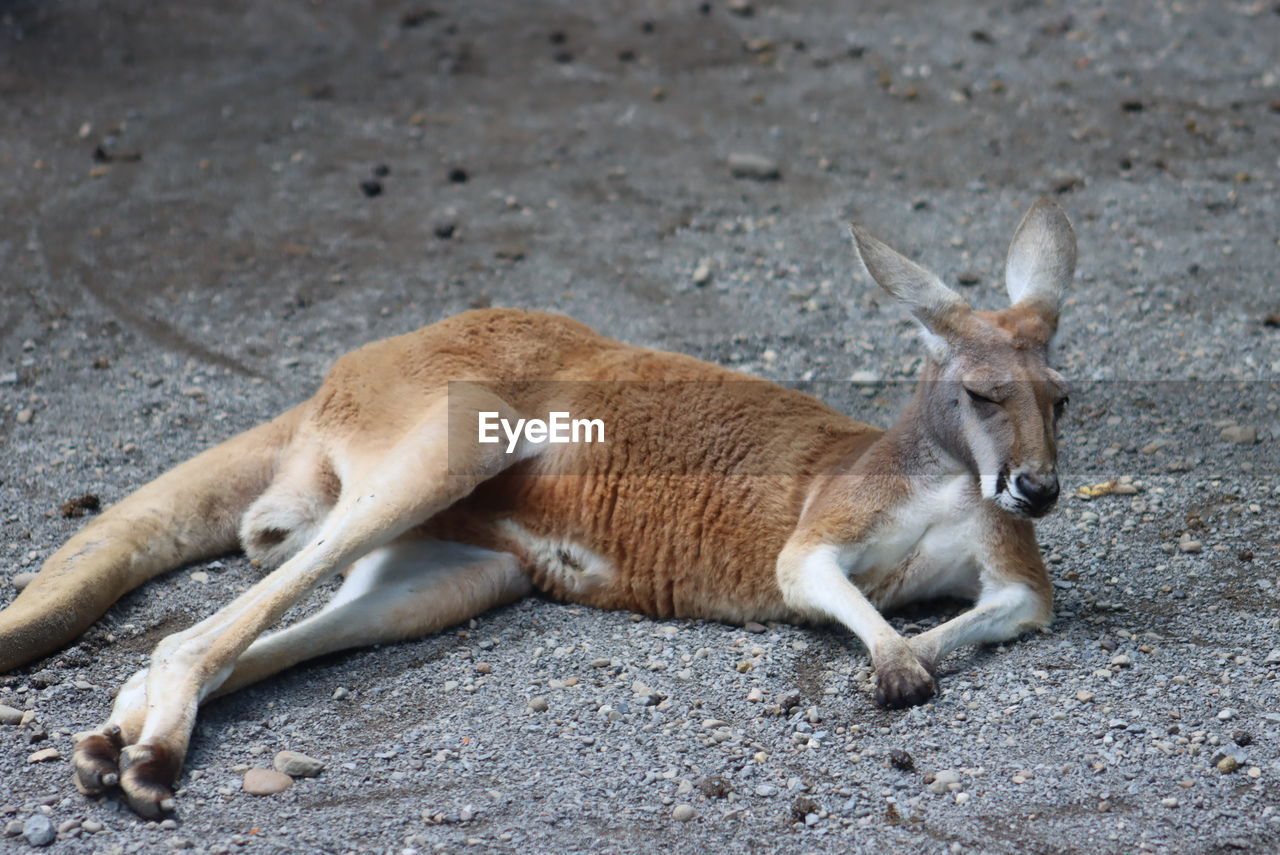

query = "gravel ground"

[2,0,1279,852]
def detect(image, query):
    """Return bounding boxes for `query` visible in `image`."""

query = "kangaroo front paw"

[874,656,936,709]
[72,725,125,795]
[119,744,180,819]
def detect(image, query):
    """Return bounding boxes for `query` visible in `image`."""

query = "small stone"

[743,621,766,633]
[746,687,764,703]
[692,262,712,286]
[26,748,60,763]
[273,750,324,778]
[1160,797,1179,808]
[22,815,54,847]
[3,820,20,837]
[927,770,962,794]
[475,662,492,675]
[448,167,469,183]
[332,687,349,700]
[11,573,36,593]
[1217,708,1237,721]
[672,804,696,822]
[433,222,456,239]
[727,152,781,180]
[697,776,732,799]
[1178,538,1203,554]
[189,571,209,584]
[168,837,193,849]
[1076,690,1095,703]
[1110,654,1132,668]
[726,0,754,16]
[1220,425,1257,444]
[0,705,23,725]
[243,768,293,795]
[888,749,915,772]
[15,409,33,425]
[954,792,970,805]
[1216,756,1240,774]
[1233,731,1254,746]
[81,820,103,834]
[528,696,549,712]
[359,179,383,198]
[589,658,611,668]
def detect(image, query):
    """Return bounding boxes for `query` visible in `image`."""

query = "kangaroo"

[0,198,1075,818]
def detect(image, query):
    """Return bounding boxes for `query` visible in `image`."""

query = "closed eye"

[966,388,997,406]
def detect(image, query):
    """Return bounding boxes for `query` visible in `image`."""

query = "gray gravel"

[2,0,1279,852]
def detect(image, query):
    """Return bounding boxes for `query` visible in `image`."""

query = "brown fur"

[0,197,1077,819]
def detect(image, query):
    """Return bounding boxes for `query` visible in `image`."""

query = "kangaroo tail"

[0,405,303,672]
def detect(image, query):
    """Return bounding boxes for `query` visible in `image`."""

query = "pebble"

[528,696,549,713]
[243,768,293,795]
[1220,425,1257,444]
[1076,690,1095,703]
[1110,654,1132,667]
[11,573,37,592]
[359,179,383,198]
[0,705,23,725]
[1161,797,1179,808]
[273,750,325,778]
[692,262,712,287]
[22,815,54,847]
[1217,709,1237,721]
[727,153,781,180]
[3,820,22,837]
[589,658,611,668]
[189,571,209,584]
[1216,756,1240,774]
[954,792,970,805]
[15,409,33,425]
[888,749,915,772]
[671,804,696,822]
[27,748,60,763]
[81,820,103,834]
[332,687,349,700]
[1178,538,1203,554]
[927,770,962,794]
[743,621,766,633]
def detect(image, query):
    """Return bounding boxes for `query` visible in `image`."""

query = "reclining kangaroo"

[0,198,1075,818]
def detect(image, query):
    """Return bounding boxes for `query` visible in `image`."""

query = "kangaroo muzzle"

[1007,467,1059,517]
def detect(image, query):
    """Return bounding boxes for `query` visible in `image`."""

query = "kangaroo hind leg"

[219,538,530,695]
[95,388,529,817]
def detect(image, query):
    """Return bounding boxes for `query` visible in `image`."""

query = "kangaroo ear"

[1004,197,1076,323]
[850,224,969,353]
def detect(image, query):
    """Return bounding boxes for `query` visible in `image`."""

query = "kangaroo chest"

[840,475,987,609]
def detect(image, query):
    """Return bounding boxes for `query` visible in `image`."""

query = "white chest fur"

[838,475,987,608]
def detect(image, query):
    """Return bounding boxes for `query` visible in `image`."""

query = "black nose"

[1015,471,1059,514]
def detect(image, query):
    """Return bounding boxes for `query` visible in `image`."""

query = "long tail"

[0,406,303,672]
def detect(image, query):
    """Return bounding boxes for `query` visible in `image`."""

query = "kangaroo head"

[851,197,1077,518]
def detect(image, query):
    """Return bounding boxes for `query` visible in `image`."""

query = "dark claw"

[119,744,180,819]
[72,729,125,795]
[874,662,936,709]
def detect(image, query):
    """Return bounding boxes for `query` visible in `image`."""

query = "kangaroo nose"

[1015,471,1059,515]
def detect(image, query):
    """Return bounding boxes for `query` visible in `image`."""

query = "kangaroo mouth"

[993,468,1058,518]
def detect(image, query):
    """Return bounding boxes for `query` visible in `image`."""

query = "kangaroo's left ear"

[1004,197,1077,325]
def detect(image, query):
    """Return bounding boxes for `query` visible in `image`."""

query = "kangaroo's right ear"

[1004,197,1076,325]
[850,224,969,359]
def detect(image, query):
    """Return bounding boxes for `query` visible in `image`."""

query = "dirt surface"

[2,0,1280,852]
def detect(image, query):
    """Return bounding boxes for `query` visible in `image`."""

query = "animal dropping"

[0,199,1078,819]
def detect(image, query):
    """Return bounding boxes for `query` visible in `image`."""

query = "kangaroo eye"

[966,388,997,405]
[1054,396,1069,416]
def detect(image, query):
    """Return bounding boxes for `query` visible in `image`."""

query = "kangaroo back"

[0,407,301,672]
